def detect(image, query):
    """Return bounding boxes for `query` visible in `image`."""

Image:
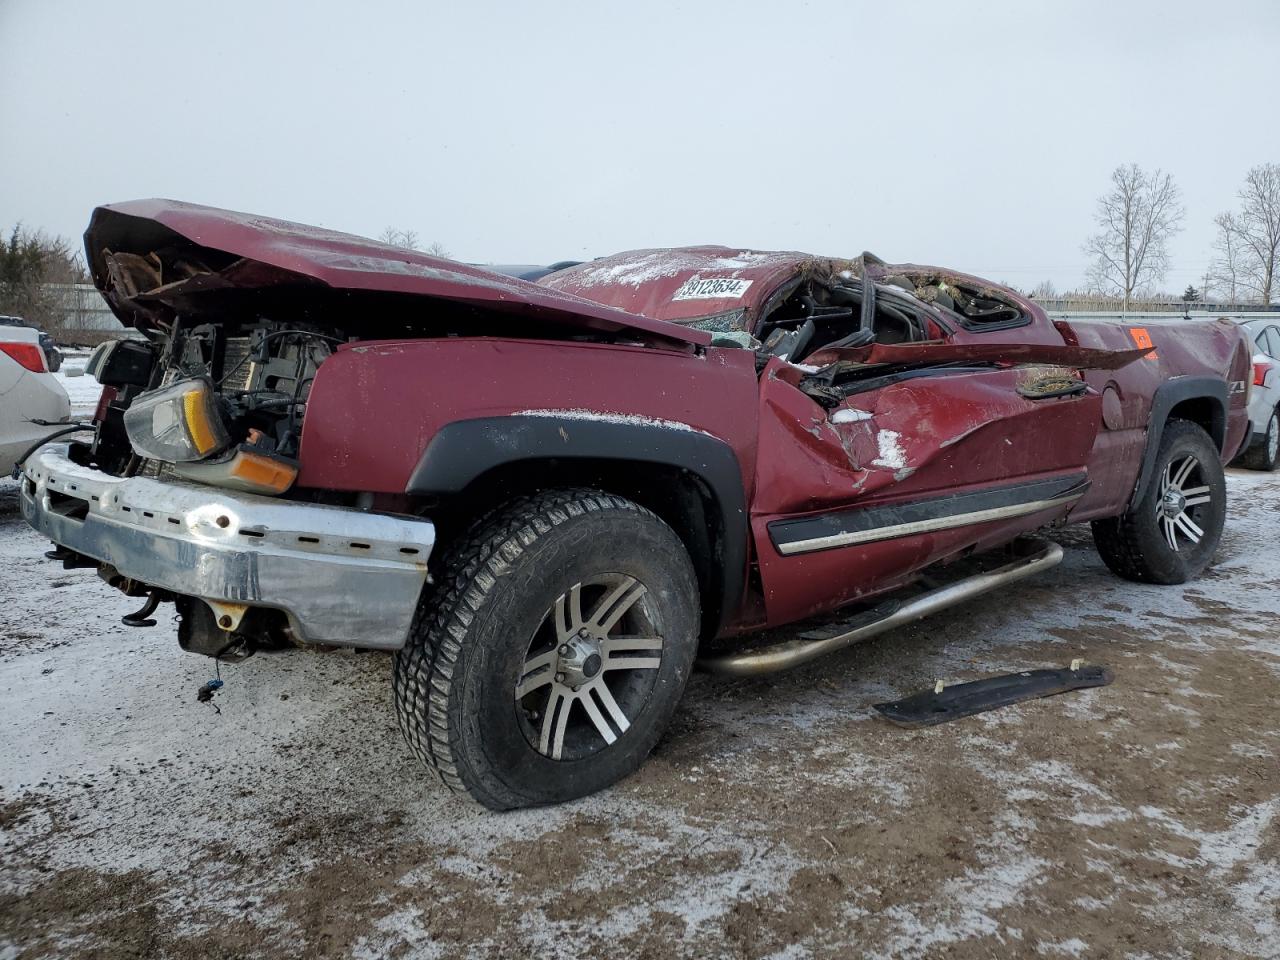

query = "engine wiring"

[215,329,345,388]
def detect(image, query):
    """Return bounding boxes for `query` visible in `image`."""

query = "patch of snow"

[563,249,789,290]
[1036,937,1089,957]
[871,853,1047,959]
[1138,799,1280,947]
[1230,743,1271,758]
[351,908,445,960]
[52,366,102,417]
[831,408,873,424]
[511,408,709,436]
[871,429,906,469]
[1139,799,1279,872]
[1067,809,1132,827]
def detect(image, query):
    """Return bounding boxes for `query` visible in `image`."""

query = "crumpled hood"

[83,199,709,348]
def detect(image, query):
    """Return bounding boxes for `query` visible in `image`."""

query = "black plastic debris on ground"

[873,665,1114,728]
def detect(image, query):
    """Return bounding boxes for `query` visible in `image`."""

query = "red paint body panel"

[805,340,1152,371]
[750,363,1103,623]
[297,338,759,494]
[751,508,1077,627]
[753,367,1103,516]
[1053,315,1252,519]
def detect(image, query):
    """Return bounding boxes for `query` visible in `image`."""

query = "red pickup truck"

[20,200,1253,809]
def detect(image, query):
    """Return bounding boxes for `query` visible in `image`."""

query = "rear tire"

[1238,409,1279,471]
[393,488,700,810]
[1091,419,1226,584]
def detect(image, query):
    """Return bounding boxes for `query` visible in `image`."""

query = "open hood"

[83,200,709,348]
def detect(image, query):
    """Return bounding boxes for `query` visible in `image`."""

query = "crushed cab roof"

[538,247,857,327]
[83,200,709,347]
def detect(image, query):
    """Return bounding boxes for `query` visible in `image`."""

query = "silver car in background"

[1235,317,1280,471]
[1,324,71,476]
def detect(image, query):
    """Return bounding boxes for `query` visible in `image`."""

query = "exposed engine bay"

[87,318,344,484]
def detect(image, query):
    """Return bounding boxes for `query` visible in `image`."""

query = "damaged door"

[750,341,1146,626]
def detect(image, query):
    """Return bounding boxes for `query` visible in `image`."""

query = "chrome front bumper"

[20,444,435,650]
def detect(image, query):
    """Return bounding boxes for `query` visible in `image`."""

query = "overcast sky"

[2,0,1277,293]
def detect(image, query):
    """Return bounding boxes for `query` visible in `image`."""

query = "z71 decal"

[672,276,754,301]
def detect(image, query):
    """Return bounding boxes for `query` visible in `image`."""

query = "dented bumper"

[19,444,435,650]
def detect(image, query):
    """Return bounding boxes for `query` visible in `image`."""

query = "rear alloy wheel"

[393,489,700,810]
[1092,419,1226,584]
[1239,409,1279,471]
[1155,452,1215,552]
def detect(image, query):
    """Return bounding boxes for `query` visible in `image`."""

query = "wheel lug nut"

[554,672,565,683]
[558,644,569,655]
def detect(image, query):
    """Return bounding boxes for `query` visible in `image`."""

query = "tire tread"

[1092,419,1225,584]
[392,488,658,809]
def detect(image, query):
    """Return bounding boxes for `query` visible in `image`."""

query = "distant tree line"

[0,225,89,331]
[378,227,450,259]
[1074,162,1279,308]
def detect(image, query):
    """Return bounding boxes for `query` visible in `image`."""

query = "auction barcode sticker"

[672,276,754,301]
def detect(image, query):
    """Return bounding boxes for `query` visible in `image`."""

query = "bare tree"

[1029,279,1057,300]
[378,227,420,250]
[1084,164,1185,309]
[1209,212,1246,303]
[1236,163,1280,304]
[377,229,450,259]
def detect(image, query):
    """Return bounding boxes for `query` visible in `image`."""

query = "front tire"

[1091,419,1226,584]
[1238,408,1279,471]
[393,489,700,810]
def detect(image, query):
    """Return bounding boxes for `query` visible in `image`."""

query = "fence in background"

[44,283,122,334]
[1042,309,1280,325]
[1034,297,1277,316]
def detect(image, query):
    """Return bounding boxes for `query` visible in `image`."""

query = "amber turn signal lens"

[171,446,298,496]
[182,389,221,455]
[227,450,298,494]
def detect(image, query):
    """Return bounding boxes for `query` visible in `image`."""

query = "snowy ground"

[51,350,101,418]
[1,470,1277,959]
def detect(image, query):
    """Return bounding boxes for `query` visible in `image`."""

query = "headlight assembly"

[123,378,231,462]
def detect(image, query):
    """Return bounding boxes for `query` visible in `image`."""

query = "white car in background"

[1,325,72,476]
[1235,317,1280,471]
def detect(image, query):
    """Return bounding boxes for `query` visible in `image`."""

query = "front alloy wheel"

[393,489,700,810]
[517,575,664,761]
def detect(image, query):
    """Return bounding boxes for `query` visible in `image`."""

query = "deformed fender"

[406,415,749,637]
[1129,376,1228,510]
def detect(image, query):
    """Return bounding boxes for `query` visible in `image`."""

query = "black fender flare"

[1129,376,1227,510]
[406,415,749,637]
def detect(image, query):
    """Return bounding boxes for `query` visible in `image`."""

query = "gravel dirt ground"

[1,468,1277,959]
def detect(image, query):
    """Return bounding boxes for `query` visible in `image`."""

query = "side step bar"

[697,538,1064,677]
